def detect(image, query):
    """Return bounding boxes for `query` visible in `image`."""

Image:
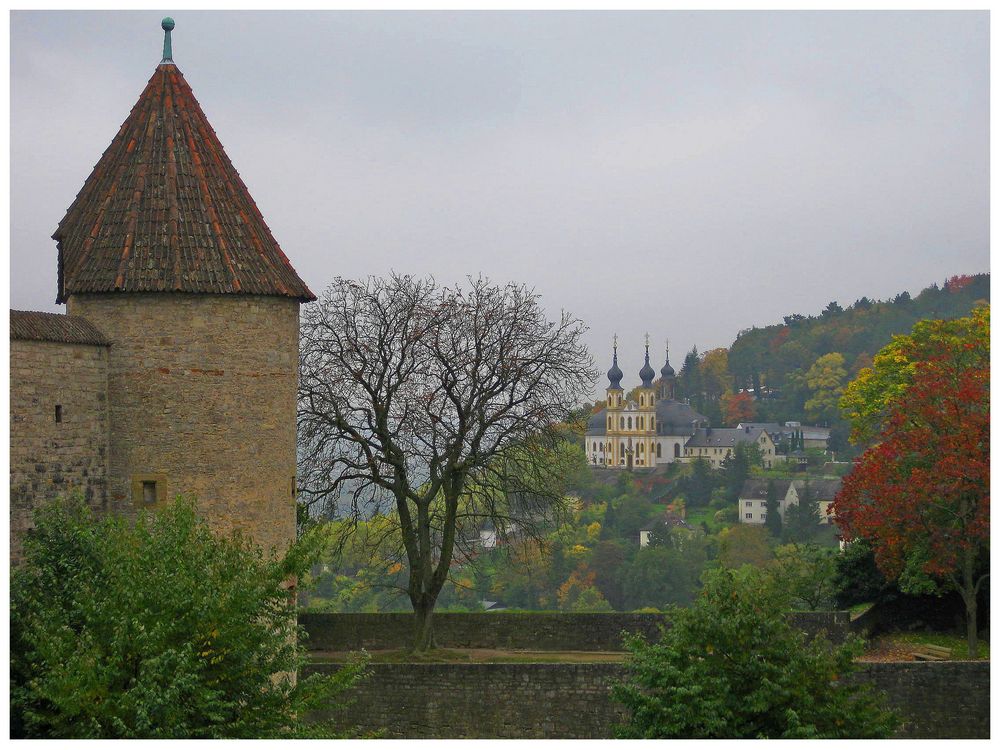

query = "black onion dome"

[639,347,655,387]
[661,355,675,378]
[607,347,624,389]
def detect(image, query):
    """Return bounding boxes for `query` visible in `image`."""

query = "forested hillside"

[670,273,988,453]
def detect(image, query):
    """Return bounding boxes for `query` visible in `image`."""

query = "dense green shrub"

[612,568,899,738]
[11,496,367,739]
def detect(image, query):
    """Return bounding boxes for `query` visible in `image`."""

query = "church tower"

[633,335,657,468]
[53,19,315,554]
[604,335,624,466]
[659,341,676,400]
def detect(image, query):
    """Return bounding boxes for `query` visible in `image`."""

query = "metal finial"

[161,17,175,64]
[613,332,618,351]
[644,332,650,350]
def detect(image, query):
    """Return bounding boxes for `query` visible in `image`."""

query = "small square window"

[142,481,156,505]
[55,405,62,423]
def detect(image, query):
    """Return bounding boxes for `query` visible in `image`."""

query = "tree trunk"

[963,551,979,659]
[412,601,435,653]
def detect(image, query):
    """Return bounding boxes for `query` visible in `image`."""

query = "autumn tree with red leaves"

[834,307,989,657]
[721,390,756,426]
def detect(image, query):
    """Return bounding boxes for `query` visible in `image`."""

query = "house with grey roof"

[738,477,841,526]
[683,425,780,469]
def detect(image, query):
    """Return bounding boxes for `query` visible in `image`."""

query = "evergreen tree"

[678,347,703,409]
[783,481,820,543]
[685,458,714,507]
[720,443,762,501]
[764,480,783,536]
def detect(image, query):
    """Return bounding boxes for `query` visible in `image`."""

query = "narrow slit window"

[142,481,157,505]
[55,405,63,423]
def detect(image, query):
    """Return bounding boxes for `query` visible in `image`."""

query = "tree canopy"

[298,274,595,649]
[834,306,989,656]
[612,567,899,738]
[10,497,365,739]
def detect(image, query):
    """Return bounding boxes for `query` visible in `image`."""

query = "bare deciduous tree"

[298,274,596,650]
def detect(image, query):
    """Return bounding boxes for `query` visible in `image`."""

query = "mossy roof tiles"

[53,63,315,304]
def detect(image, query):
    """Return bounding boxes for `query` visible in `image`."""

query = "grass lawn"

[685,505,724,532]
[861,631,990,662]
[890,631,990,660]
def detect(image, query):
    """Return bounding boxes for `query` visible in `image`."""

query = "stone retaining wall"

[304,659,989,739]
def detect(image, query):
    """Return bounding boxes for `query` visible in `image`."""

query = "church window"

[608,416,612,430]
[639,395,644,406]
[54,404,62,423]
[620,417,625,429]
[656,443,662,458]
[674,444,680,458]
[638,443,644,454]
[651,417,655,430]
[627,417,632,429]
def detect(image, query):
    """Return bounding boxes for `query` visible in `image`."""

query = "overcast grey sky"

[10,10,988,386]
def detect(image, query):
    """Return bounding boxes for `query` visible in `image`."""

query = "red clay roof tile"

[53,63,315,304]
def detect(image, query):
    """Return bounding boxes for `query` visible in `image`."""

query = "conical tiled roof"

[53,60,315,303]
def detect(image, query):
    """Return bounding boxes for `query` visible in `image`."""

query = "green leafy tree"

[612,568,899,738]
[718,524,772,569]
[622,531,709,610]
[769,544,838,611]
[804,352,848,424]
[590,539,629,610]
[832,539,891,609]
[10,496,367,739]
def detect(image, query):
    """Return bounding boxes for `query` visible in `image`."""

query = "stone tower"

[51,19,315,554]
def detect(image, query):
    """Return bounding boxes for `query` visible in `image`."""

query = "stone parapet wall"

[10,339,109,561]
[300,610,850,652]
[304,659,989,739]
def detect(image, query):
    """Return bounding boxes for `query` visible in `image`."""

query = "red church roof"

[53,53,315,304]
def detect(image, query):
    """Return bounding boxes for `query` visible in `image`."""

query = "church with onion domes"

[585,336,709,469]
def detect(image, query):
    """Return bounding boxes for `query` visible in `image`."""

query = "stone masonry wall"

[10,339,109,561]
[852,662,991,739]
[304,662,627,738]
[66,293,299,555]
[304,660,989,739]
[300,611,850,652]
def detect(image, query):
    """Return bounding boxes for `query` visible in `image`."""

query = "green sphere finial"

[160,17,175,63]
